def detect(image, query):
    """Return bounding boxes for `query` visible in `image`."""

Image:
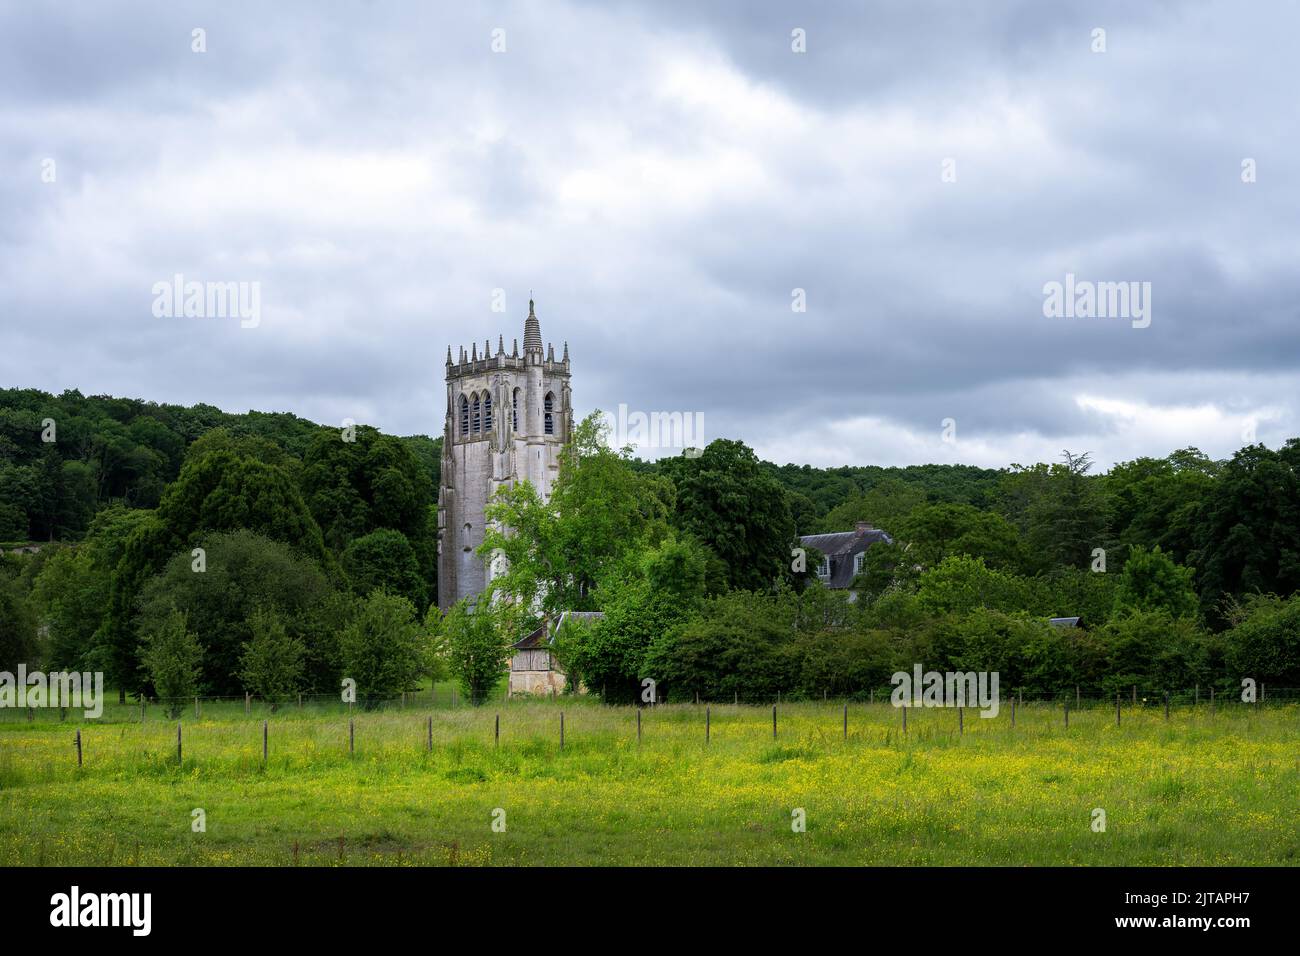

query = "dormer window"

[816,557,831,581]
[853,552,865,576]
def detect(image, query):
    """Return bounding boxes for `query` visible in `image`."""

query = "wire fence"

[1,683,1295,724]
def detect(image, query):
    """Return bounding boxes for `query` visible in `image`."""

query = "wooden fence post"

[75,728,82,767]
[1132,685,1137,707]
[902,703,907,733]
[1116,692,1121,726]
[495,713,500,747]
[1064,702,1069,729]
[1075,686,1080,709]
[263,720,268,764]
[637,707,641,744]
[958,706,964,735]
[426,715,432,752]
[1210,686,1215,713]
[1194,684,1199,707]
[843,702,848,740]
[1011,697,1016,728]
[194,696,199,719]
[772,704,777,739]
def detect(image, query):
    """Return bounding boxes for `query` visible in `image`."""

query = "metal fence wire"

[1,685,1295,724]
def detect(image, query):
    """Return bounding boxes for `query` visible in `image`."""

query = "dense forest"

[0,387,441,704]
[2,387,1298,706]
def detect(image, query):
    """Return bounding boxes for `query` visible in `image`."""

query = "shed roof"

[511,610,606,650]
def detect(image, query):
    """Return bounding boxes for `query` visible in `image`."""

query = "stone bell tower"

[437,300,573,609]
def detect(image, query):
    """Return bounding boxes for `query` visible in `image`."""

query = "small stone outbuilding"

[508,610,604,696]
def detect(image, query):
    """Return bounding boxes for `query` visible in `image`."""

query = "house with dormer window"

[798,521,893,591]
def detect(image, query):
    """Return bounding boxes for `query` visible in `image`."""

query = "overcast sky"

[3,0,1296,471]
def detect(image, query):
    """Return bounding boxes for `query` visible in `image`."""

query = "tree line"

[2,388,1298,707]
[470,417,1300,702]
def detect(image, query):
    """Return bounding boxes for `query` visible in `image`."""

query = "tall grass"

[0,699,1295,866]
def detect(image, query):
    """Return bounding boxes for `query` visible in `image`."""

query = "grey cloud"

[1,0,1297,473]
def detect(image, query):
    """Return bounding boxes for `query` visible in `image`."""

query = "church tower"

[437,300,573,610]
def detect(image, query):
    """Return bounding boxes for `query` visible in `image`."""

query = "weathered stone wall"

[437,314,573,610]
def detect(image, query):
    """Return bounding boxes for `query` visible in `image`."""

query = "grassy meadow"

[0,694,1296,866]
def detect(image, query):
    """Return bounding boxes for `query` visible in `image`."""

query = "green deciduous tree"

[0,573,37,670]
[557,536,709,703]
[343,528,426,609]
[482,412,673,614]
[139,607,203,717]
[1223,593,1300,686]
[134,531,339,696]
[658,438,796,592]
[240,606,307,707]
[1113,545,1198,619]
[102,447,332,699]
[1192,441,1300,621]
[338,590,430,705]
[437,597,511,705]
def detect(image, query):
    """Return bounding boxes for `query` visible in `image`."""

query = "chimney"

[855,521,874,533]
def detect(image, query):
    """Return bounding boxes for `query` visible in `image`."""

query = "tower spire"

[523,297,543,353]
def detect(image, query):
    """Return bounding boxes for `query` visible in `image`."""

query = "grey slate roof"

[798,525,893,589]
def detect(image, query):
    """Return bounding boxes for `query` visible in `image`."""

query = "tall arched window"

[483,392,493,431]
[472,394,481,434]
[512,388,520,431]
[544,392,555,435]
[459,395,469,436]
